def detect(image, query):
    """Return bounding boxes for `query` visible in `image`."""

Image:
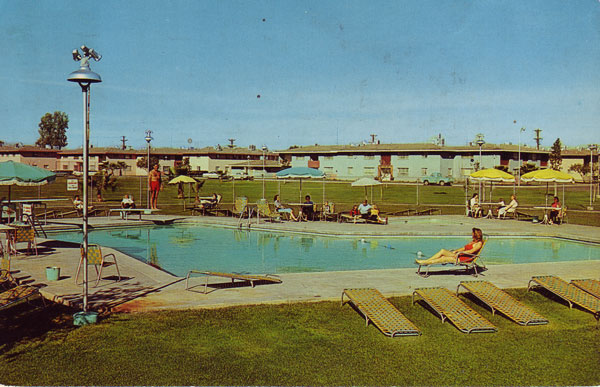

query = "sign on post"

[67,178,78,191]
[22,204,32,215]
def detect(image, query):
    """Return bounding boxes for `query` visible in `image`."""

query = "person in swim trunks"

[415,227,483,265]
[148,164,162,209]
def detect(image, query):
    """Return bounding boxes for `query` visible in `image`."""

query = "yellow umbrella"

[469,168,515,182]
[520,169,574,183]
[521,169,574,206]
[168,175,197,208]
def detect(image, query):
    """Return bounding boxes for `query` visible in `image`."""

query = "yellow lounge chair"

[342,288,420,337]
[528,275,600,324]
[412,287,497,333]
[457,280,548,325]
[571,279,600,299]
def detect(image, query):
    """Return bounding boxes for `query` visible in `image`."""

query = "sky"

[0,0,599,151]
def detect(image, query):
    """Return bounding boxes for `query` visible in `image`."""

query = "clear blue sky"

[0,0,598,151]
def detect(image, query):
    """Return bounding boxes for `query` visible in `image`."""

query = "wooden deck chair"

[417,239,487,278]
[185,270,282,294]
[256,199,282,222]
[571,279,600,299]
[528,276,600,324]
[457,281,548,325]
[342,288,420,337]
[9,226,37,256]
[412,287,497,333]
[76,244,121,287]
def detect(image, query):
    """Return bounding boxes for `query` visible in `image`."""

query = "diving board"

[457,281,548,326]
[412,287,497,333]
[342,288,420,337]
[185,270,282,294]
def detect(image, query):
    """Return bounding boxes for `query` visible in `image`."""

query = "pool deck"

[7,215,600,313]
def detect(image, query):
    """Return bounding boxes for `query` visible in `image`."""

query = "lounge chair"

[321,203,338,222]
[0,284,43,312]
[342,288,420,337]
[339,214,366,224]
[571,279,600,299]
[457,280,548,325]
[76,244,121,287]
[412,287,497,333]
[528,276,600,324]
[417,239,487,278]
[185,270,281,294]
[256,199,282,222]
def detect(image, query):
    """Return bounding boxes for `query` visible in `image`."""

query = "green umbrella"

[0,161,56,202]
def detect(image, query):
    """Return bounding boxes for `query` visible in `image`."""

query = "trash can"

[45,266,60,281]
[73,311,98,326]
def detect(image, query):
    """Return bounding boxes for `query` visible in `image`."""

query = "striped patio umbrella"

[0,161,56,202]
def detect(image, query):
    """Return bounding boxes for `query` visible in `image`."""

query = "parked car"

[421,172,453,186]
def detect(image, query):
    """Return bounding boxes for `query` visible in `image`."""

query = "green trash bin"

[45,266,60,281]
[73,311,98,326]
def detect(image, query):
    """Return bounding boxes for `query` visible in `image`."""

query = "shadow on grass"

[186,279,282,294]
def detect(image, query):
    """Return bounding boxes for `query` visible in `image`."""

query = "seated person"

[299,195,315,221]
[358,199,372,219]
[469,193,481,218]
[121,194,136,209]
[73,195,84,211]
[549,196,561,224]
[274,194,298,221]
[416,228,483,266]
[368,204,387,224]
[497,195,518,218]
[199,193,218,210]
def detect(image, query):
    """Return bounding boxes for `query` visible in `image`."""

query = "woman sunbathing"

[415,228,483,265]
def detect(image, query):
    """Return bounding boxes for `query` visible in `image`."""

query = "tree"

[569,163,590,181]
[549,138,562,171]
[136,156,159,171]
[36,111,68,149]
[91,161,119,201]
[521,163,538,175]
[494,165,508,173]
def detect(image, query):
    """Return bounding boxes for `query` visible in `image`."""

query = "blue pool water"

[50,224,600,277]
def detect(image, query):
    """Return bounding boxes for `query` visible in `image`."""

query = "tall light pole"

[476,135,485,200]
[518,125,526,187]
[589,144,597,209]
[68,45,102,313]
[262,145,268,199]
[145,130,153,208]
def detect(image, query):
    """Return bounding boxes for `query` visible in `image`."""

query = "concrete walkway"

[7,215,600,313]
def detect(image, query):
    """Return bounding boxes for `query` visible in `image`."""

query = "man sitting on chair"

[121,194,135,209]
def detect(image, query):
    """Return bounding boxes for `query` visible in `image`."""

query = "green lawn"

[1,289,599,386]
[8,176,600,226]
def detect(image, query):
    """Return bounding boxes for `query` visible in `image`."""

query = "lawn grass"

[1,289,599,386]
[8,176,600,226]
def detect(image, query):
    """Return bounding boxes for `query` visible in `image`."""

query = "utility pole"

[120,136,127,150]
[370,134,377,144]
[534,129,543,150]
[228,138,236,148]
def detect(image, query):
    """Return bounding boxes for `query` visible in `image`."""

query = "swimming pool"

[50,224,600,277]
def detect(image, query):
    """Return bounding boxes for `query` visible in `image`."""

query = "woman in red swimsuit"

[416,228,483,265]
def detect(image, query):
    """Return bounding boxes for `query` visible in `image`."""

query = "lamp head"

[68,45,102,85]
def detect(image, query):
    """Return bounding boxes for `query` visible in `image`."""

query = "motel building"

[278,143,553,182]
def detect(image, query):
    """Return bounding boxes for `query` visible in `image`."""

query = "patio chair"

[8,225,37,256]
[417,239,487,278]
[528,275,600,325]
[321,203,338,222]
[412,287,497,333]
[342,288,420,337]
[76,244,121,287]
[233,196,249,219]
[256,199,282,222]
[0,248,14,289]
[204,194,227,216]
[457,280,548,325]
